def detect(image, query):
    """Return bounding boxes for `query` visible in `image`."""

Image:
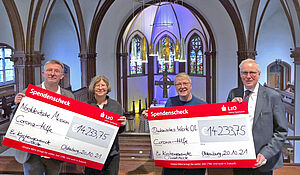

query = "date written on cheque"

[202,149,248,158]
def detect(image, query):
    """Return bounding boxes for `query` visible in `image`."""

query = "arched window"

[0,45,14,85]
[188,34,204,75]
[267,60,291,90]
[157,36,175,74]
[129,36,144,75]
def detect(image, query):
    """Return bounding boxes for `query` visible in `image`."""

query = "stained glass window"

[157,36,174,73]
[0,46,14,85]
[188,34,204,75]
[129,36,144,75]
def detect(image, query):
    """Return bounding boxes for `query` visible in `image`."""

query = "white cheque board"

[148,102,257,168]
[3,84,122,170]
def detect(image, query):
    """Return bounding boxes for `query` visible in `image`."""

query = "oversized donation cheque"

[148,102,257,168]
[3,84,122,170]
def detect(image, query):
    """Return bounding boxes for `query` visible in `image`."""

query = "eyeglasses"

[175,82,190,87]
[95,84,107,89]
[45,69,61,74]
[241,71,258,77]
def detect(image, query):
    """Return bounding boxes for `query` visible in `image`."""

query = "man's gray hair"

[239,58,260,72]
[44,60,64,71]
[174,72,192,84]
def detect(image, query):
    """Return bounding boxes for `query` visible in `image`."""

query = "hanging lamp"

[179,37,186,62]
[149,42,158,56]
[165,37,170,62]
[158,39,163,60]
[131,38,137,60]
[174,38,180,61]
[141,37,148,63]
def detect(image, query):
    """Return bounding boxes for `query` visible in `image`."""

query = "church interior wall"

[150,5,180,41]
[190,76,206,101]
[256,5,295,85]
[188,0,239,103]
[95,49,118,99]
[213,23,238,103]
[0,1,14,48]
[172,4,203,38]
[235,0,252,37]
[96,0,137,100]
[41,0,81,90]
[34,67,41,85]
[77,0,98,38]
[34,2,48,51]
[129,6,156,43]
[14,1,30,42]
[295,64,300,163]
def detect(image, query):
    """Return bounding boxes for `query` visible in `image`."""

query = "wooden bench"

[0,92,16,119]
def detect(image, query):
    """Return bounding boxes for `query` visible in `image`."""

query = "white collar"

[42,82,61,94]
[244,83,259,93]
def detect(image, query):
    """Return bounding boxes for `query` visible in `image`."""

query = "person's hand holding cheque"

[254,153,267,168]
[142,110,148,119]
[230,96,268,169]
[118,116,127,126]
[231,97,243,103]
[14,93,25,104]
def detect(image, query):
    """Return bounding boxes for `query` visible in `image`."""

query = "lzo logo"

[100,112,105,118]
[222,105,226,111]
[100,112,113,120]
[222,105,237,112]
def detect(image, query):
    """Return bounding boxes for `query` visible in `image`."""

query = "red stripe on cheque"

[148,101,248,121]
[155,159,256,168]
[25,84,121,127]
[2,138,103,170]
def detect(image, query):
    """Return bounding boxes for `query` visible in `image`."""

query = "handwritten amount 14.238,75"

[205,125,246,137]
[74,124,109,140]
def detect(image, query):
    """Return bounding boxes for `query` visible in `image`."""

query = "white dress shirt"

[244,83,259,131]
[42,82,61,94]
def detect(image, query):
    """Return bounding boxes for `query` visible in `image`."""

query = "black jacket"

[88,96,125,157]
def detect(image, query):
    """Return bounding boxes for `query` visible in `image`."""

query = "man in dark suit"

[14,60,74,175]
[227,59,288,175]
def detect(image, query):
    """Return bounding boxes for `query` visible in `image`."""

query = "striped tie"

[244,90,252,104]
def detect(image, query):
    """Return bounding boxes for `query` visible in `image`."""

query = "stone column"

[78,52,97,88]
[204,51,212,103]
[290,47,300,163]
[148,55,154,107]
[28,51,43,85]
[120,53,128,112]
[11,51,26,93]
